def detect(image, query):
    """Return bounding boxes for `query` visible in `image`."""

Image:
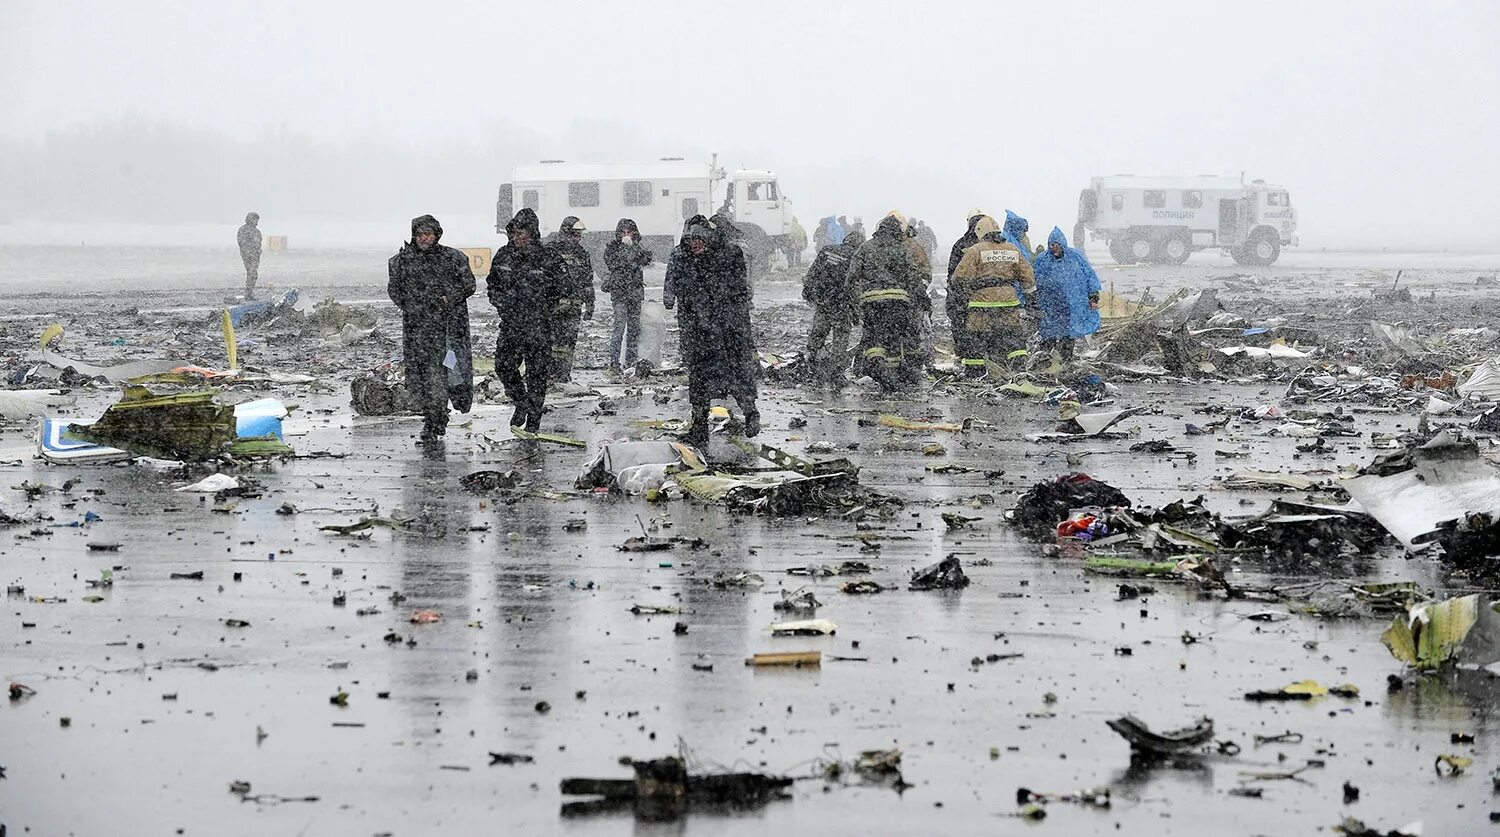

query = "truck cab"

[1079,174,1298,266]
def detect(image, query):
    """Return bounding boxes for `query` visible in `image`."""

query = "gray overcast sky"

[3,0,1497,248]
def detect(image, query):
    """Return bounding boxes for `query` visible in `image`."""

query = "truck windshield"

[746,181,777,201]
[1268,192,1289,207]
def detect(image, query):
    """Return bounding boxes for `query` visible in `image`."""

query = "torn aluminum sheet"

[1217,344,1310,360]
[1223,471,1318,491]
[1381,594,1500,671]
[1457,359,1500,401]
[0,389,75,420]
[1369,321,1428,357]
[1026,407,1144,442]
[768,619,836,636]
[1345,433,1500,551]
[575,441,706,490]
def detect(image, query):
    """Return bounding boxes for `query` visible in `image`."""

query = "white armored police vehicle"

[495,156,795,273]
[1076,175,1298,265]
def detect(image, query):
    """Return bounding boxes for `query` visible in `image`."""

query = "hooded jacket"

[602,218,653,302]
[237,214,262,259]
[947,214,984,280]
[387,214,476,410]
[951,215,1037,331]
[486,208,566,338]
[544,216,596,316]
[665,216,757,399]
[847,215,929,312]
[802,230,865,311]
[663,213,709,309]
[1003,209,1033,256]
[1032,227,1102,340]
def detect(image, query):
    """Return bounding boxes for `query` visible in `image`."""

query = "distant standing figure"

[1031,226,1101,366]
[1002,209,1033,256]
[601,218,654,371]
[665,218,760,446]
[788,216,808,267]
[951,215,1037,375]
[237,212,262,300]
[487,208,566,432]
[543,216,596,383]
[387,214,476,444]
[802,228,864,384]
[847,214,928,392]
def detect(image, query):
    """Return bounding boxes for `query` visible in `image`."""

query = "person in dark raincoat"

[387,214,475,443]
[237,212,262,300]
[1003,209,1033,256]
[951,215,1037,375]
[801,227,865,384]
[665,217,760,445]
[1031,226,1101,365]
[848,214,928,392]
[487,208,565,431]
[543,216,596,382]
[601,218,653,371]
[946,210,985,366]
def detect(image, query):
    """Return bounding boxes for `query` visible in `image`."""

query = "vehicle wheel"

[1229,244,1250,265]
[1160,234,1191,265]
[1246,230,1280,265]
[1128,237,1153,263]
[1108,239,1132,264]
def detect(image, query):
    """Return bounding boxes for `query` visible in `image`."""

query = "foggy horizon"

[4,0,1497,251]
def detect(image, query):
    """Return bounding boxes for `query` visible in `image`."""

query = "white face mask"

[622,235,634,244]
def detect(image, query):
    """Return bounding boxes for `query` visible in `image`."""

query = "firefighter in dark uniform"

[543,216,596,382]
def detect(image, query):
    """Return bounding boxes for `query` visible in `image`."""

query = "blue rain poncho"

[1031,227,1102,340]
[1002,210,1030,254]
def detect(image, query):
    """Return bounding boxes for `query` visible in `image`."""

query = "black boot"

[510,407,526,429]
[683,408,710,448]
[524,410,542,433]
[743,408,761,438]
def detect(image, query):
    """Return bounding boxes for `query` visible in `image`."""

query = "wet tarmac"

[3,246,1500,835]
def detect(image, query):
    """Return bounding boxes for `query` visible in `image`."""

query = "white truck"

[1075,175,1298,265]
[495,156,795,273]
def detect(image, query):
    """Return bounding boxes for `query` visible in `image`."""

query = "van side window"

[522,190,539,211]
[623,181,653,207]
[1110,194,1124,211]
[1181,191,1202,209]
[1143,190,1166,209]
[568,182,600,208]
[681,197,699,219]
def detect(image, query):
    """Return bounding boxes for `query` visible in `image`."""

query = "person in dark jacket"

[237,212,262,300]
[601,218,653,371]
[543,216,596,382]
[662,213,706,311]
[665,217,760,445]
[487,208,566,432]
[802,228,865,384]
[848,215,928,392]
[946,210,985,368]
[387,214,476,443]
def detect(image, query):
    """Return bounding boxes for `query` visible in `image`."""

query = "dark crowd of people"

[379,206,1102,447]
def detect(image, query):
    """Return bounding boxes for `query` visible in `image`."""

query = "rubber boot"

[683,408,710,448]
[743,408,761,438]
[510,407,526,429]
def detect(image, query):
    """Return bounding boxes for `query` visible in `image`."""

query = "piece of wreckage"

[1382,593,1500,674]
[49,389,292,463]
[559,755,793,820]
[1344,429,1500,574]
[576,439,900,517]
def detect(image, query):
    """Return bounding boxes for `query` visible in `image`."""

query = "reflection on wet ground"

[3,252,1499,835]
